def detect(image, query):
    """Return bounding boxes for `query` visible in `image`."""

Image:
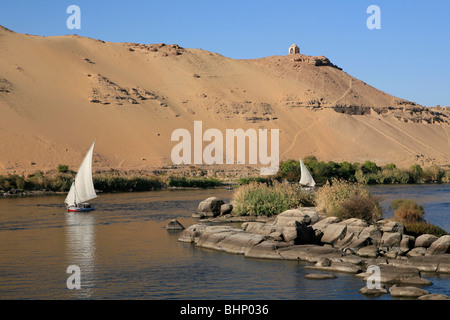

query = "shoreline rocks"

[389,285,430,298]
[166,219,185,230]
[427,235,450,255]
[193,197,224,218]
[359,264,432,286]
[304,273,337,280]
[182,205,450,263]
[179,199,450,299]
[359,285,388,296]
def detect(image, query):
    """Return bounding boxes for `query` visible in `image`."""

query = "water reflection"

[65,212,96,298]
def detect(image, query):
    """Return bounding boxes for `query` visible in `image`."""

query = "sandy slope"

[0,26,449,176]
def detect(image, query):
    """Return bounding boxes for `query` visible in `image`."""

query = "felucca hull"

[67,206,95,212]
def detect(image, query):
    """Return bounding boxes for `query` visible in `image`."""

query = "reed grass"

[0,172,164,193]
[167,176,222,188]
[237,177,272,185]
[391,199,425,222]
[93,174,164,192]
[232,181,316,216]
[315,179,382,222]
[403,222,448,238]
[389,198,448,237]
[0,172,74,192]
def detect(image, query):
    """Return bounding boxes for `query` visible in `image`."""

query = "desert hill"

[0,25,449,177]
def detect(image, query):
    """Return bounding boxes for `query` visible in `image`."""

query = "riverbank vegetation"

[93,174,164,192]
[275,156,450,185]
[0,170,222,194]
[2,166,447,237]
[167,176,222,188]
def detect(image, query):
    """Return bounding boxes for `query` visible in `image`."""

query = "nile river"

[0,185,449,299]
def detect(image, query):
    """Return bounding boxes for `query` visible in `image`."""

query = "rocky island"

[177,197,450,299]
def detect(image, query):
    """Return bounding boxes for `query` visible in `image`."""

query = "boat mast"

[73,180,77,207]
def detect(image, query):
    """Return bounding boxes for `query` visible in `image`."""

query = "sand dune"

[0,26,448,176]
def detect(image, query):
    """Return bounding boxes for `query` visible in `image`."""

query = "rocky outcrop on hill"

[0,78,13,93]
[332,104,450,125]
[125,42,186,56]
[305,55,341,69]
[88,73,159,105]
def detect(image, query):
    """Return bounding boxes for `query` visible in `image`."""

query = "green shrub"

[0,176,11,190]
[391,199,425,222]
[93,175,163,192]
[361,161,380,175]
[238,176,272,185]
[409,164,423,183]
[275,156,449,185]
[385,163,396,170]
[24,171,45,190]
[309,161,334,184]
[303,155,318,166]
[57,164,69,173]
[0,174,26,191]
[336,161,356,181]
[167,176,222,188]
[315,179,382,222]
[354,167,412,185]
[127,176,164,191]
[442,167,450,183]
[279,160,301,182]
[232,181,316,216]
[422,165,444,182]
[277,157,357,185]
[44,173,74,191]
[404,222,448,238]
[355,169,378,185]
[0,172,73,192]
[376,168,412,184]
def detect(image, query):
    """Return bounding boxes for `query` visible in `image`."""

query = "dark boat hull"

[67,204,95,212]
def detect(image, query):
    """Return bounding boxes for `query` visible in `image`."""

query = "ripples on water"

[0,186,448,299]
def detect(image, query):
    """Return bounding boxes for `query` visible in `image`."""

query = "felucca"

[299,159,316,190]
[64,141,97,212]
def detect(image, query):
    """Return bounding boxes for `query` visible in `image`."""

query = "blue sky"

[1,0,449,106]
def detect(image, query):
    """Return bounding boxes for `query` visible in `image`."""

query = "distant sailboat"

[299,159,316,189]
[65,141,97,212]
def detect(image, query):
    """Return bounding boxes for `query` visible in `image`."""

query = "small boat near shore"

[64,141,97,212]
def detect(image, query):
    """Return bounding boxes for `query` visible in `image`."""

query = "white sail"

[65,141,97,206]
[299,159,316,187]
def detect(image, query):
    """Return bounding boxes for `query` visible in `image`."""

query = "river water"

[0,185,448,300]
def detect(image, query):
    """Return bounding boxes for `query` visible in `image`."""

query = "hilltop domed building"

[289,44,300,55]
